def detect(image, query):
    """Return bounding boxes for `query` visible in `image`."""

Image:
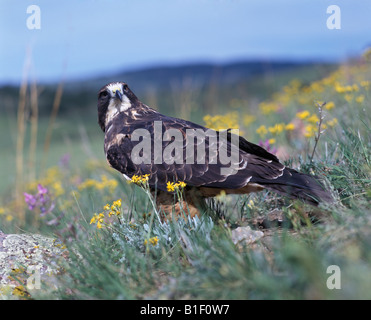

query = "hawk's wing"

[105,111,285,192]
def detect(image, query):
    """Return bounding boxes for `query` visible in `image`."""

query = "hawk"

[97,81,333,219]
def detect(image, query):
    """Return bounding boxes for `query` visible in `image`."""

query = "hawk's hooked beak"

[115,90,123,102]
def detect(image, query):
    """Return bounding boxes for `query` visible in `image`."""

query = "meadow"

[0,51,370,299]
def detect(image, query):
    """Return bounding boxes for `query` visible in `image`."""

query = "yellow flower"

[335,83,346,93]
[256,125,268,137]
[247,200,254,209]
[285,123,295,131]
[130,174,150,186]
[175,181,187,189]
[12,286,29,297]
[307,114,320,124]
[103,204,110,211]
[296,110,310,120]
[0,207,5,215]
[355,95,365,103]
[108,211,115,217]
[203,112,239,131]
[268,138,276,145]
[167,181,187,192]
[150,236,159,246]
[325,101,335,110]
[52,181,65,196]
[90,213,105,228]
[6,215,13,222]
[166,181,175,192]
[112,199,122,208]
[268,123,284,135]
[130,175,140,184]
[144,236,159,246]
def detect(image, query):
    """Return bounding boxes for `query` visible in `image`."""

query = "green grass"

[0,57,370,300]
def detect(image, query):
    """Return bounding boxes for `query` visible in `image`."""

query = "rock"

[0,232,68,299]
[231,226,264,246]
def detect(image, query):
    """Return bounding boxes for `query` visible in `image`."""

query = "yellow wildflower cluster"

[78,175,118,193]
[252,58,370,137]
[144,236,159,246]
[256,125,268,136]
[334,81,368,104]
[256,122,295,138]
[130,174,150,186]
[90,213,105,229]
[285,123,295,131]
[334,83,360,93]
[105,199,122,217]
[166,181,187,192]
[90,198,122,229]
[203,112,240,131]
[268,123,285,135]
[296,110,320,123]
[295,107,339,139]
[296,110,310,120]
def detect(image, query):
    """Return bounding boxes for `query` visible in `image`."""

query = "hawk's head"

[97,82,138,132]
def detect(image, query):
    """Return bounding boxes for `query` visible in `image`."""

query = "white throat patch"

[105,83,132,126]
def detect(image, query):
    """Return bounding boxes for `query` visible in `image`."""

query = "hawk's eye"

[99,91,109,99]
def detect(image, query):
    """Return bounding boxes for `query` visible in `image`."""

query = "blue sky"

[0,0,370,85]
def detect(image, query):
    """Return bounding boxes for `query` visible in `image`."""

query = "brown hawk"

[97,82,333,219]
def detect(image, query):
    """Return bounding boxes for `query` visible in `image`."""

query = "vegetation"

[0,51,370,299]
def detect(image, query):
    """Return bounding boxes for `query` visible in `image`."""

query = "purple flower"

[24,192,37,210]
[23,184,55,216]
[37,184,48,195]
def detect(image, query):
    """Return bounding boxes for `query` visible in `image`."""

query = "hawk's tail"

[257,167,334,205]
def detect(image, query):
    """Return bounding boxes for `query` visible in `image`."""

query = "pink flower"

[37,184,48,195]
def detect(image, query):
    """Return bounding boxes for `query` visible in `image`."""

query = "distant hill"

[66,60,333,93]
[0,60,337,116]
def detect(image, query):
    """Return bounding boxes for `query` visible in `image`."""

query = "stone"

[0,232,68,298]
[231,226,264,246]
